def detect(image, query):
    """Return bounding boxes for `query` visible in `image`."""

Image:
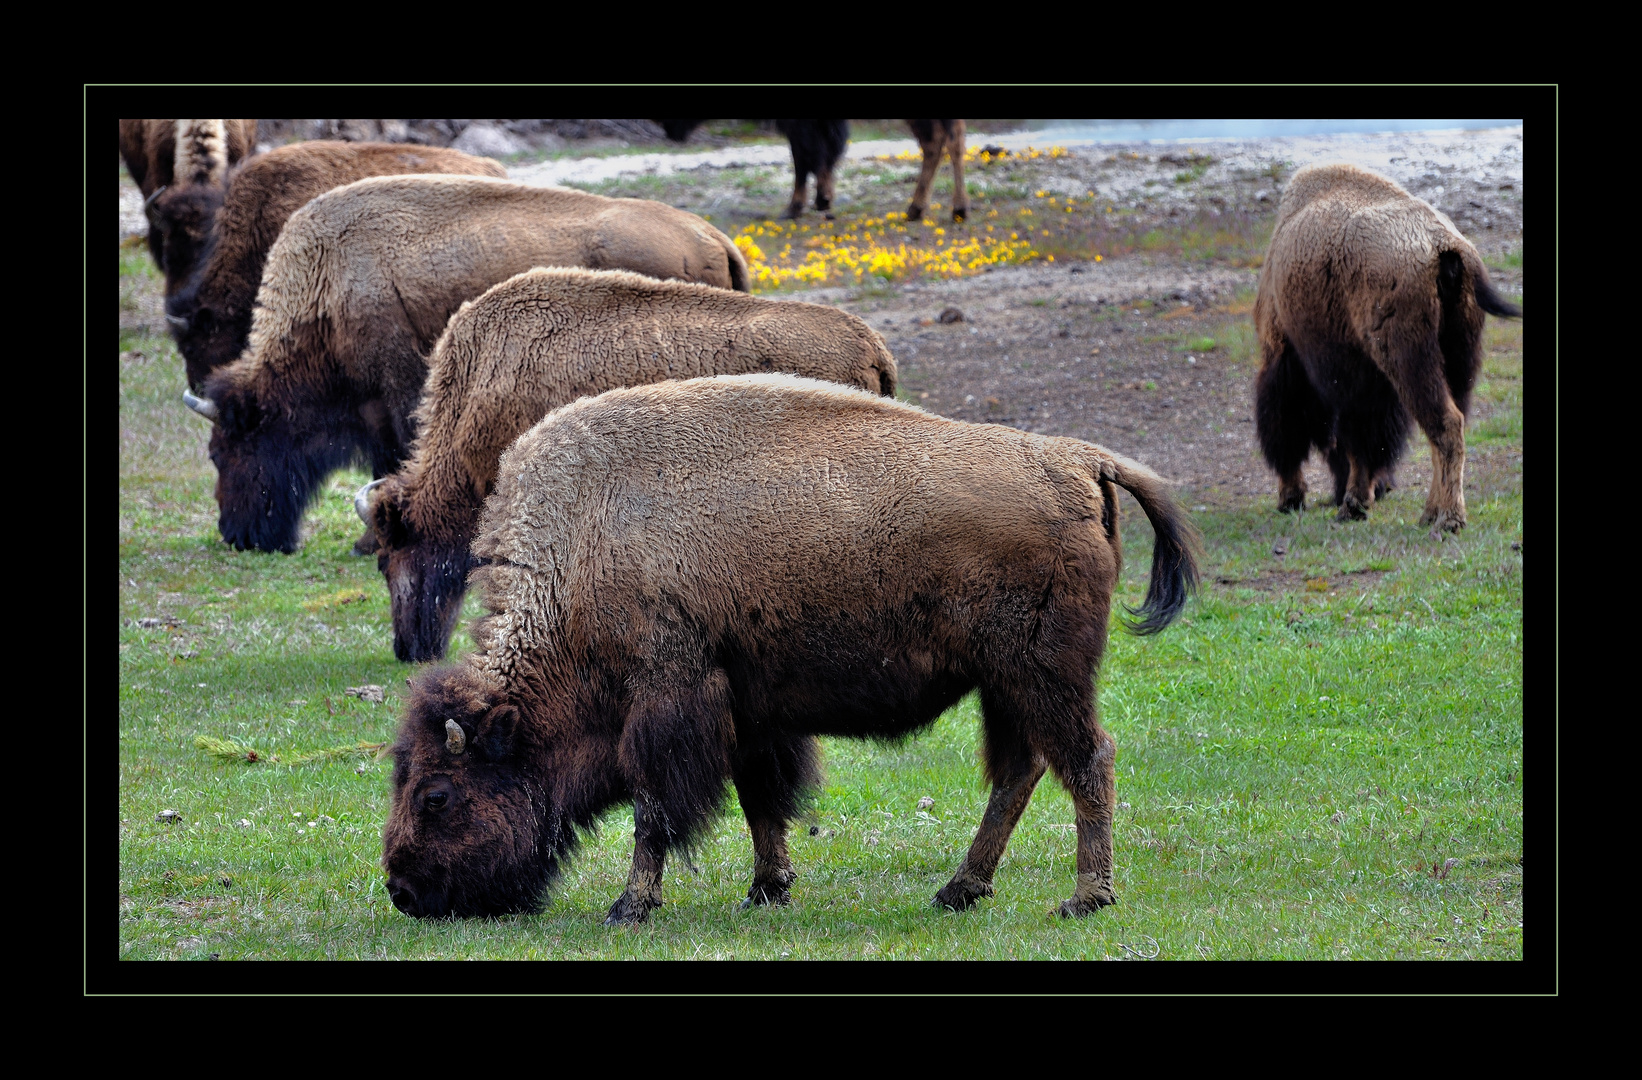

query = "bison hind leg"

[1255,335,1327,514]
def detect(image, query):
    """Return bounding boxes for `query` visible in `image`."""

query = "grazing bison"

[381,374,1198,924]
[182,174,751,554]
[1254,162,1521,530]
[658,119,970,222]
[360,267,899,664]
[165,140,507,390]
[118,119,257,287]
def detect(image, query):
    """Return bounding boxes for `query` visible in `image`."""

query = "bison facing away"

[1254,162,1521,530]
[165,140,508,391]
[183,174,751,554]
[382,375,1198,924]
[361,267,899,664]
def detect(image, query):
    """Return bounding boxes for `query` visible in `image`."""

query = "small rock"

[236,819,251,828]
[451,122,527,158]
[1510,541,1522,551]
[938,307,965,324]
[344,685,385,704]
[1255,190,1272,202]
[1330,811,1345,824]
[1272,537,1289,556]
[916,796,935,810]
[156,809,182,824]
[1069,265,1085,274]
[809,825,819,836]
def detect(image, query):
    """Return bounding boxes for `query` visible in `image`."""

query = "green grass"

[116,218,1524,962]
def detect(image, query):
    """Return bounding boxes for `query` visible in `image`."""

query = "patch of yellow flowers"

[873,143,1069,164]
[736,212,1044,291]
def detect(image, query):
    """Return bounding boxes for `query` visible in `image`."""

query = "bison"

[164,140,508,391]
[118,119,257,289]
[1254,162,1522,530]
[658,120,971,222]
[359,266,899,664]
[381,374,1198,924]
[181,173,751,555]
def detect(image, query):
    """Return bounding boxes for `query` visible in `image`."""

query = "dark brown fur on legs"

[906,119,969,222]
[776,120,848,220]
[1253,164,1520,531]
[935,758,1045,909]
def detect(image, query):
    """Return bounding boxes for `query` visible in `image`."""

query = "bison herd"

[122,120,1520,927]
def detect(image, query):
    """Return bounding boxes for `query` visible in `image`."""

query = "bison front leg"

[605,796,669,926]
[785,170,810,221]
[743,817,796,908]
[731,735,819,909]
[935,758,1046,910]
[814,165,838,221]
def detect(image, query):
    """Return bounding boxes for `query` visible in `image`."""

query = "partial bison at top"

[1253,162,1521,531]
[382,375,1198,923]
[361,267,899,664]
[183,174,749,554]
[118,119,258,293]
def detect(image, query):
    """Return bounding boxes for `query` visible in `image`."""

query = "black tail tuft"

[1105,458,1201,636]
[1474,274,1522,318]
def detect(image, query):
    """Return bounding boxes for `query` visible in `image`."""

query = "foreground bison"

[183,174,750,554]
[118,119,258,289]
[382,375,1198,923]
[360,267,899,664]
[1254,162,1521,530]
[165,140,507,390]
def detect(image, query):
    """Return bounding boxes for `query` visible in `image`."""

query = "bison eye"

[425,791,449,811]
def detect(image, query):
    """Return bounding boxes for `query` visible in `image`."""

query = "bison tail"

[1445,248,1521,318]
[1100,453,1201,636]
[722,231,751,293]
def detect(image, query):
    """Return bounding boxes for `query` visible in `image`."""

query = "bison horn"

[143,184,168,213]
[445,719,466,756]
[182,390,218,421]
[354,478,387,524]
[166,313,190,332]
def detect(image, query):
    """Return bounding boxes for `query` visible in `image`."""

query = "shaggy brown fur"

[365,267,899,664]
[381,375,1198,924]
[191,174,752,555]
[905,120,969,223]
[118,119,257,287]
[166,141,507,390]
[1254,163,1521,531]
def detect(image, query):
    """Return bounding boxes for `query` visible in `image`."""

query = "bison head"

[383,664,556,918]
[360,477,476,664]
[147,183,225,299]
[190,370,359,554]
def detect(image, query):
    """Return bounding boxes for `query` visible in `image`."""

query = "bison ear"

[478,703,519,759]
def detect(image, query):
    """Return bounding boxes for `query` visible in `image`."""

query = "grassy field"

[113,209,1526,970]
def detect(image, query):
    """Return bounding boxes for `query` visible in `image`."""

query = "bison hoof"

[905,205,924,222]
[1419,507,1465,533]
[951,207,968,223]
[933,876,994,911]
[1374,475,1398,499]
[782,204,804,221]
[1277,494,1305,514]
[603,891,659,926]
[1336,496,1369,522]
[1057,891,1118,918]
[740,882,792,910]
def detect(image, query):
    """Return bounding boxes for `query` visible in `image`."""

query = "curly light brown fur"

[371,266,899,663]
[197,174,751,554]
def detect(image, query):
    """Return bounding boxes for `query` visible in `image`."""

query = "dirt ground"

[118,124,1524,511]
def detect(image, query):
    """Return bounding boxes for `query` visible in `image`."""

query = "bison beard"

[381,375,1198,924]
